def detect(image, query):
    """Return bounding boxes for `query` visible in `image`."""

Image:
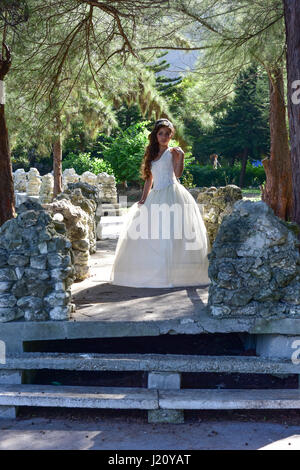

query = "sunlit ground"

[259,434,300,450]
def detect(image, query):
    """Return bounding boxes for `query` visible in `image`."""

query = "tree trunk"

[0,104,15,226]
[261,66,293,220]
[283,0,300,236]
[53,133,62,198]
[0,44,15,226]
[79,132,85,152]
[239,147,248,188]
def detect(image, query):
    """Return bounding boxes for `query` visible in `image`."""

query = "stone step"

[0,384,158,409]
[99,203,127,217]
[0,385,299,410]
[2,352,299,374]
[101,206,126,211]
[100,209,127,216]
[101,204,122,208]
[100,218,125,225]
[158,388,300,409]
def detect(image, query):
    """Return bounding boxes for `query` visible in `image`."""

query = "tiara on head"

[155,118,174,128]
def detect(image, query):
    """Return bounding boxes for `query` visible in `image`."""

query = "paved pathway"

[70,238,210,324]
[0,410,299,450]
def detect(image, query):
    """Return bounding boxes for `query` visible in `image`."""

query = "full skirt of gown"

[109,178,211,288]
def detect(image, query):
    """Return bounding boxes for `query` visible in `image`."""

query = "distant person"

[210,153,222,169]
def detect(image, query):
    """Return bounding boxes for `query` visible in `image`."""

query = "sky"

[156,49,200,78]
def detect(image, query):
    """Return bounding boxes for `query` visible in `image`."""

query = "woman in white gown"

[109,119,211,288]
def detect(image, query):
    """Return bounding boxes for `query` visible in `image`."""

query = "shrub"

[101,122,150,185]
[62,152,114,175]
[188,161,265,188]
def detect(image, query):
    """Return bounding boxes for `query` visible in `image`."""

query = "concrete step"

[0,384,299,410]
[102,210,124,215]
[100,216,126,225]
[2,352,299,374]
[0,384,158,409]
[99,203,128,217]
[159,388,300,410]
[101,209,127,215]
[101,204,122,208]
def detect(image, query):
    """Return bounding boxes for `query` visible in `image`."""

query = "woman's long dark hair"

[140,119,175,181]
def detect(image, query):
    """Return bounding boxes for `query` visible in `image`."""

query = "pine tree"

[212,65,270,187]
[175,0,293,219]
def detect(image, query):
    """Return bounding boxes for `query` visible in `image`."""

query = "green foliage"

[176,151,197,188]
[62,152,113,176]
[180,169,197,189]
[148,51,183,98]
[62,121,95,157]
[11,144,53,174]
[183,65,270,165]
[101,122,150,184]
[189,161,266,188]
[115,103,144,132]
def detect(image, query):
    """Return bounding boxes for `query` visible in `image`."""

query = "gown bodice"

[151,148,178,190]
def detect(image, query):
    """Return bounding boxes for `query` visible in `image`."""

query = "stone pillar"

[40,173,54,204]
[13,168,27,192]
[97,173,117,203]
[26,168,41,197]
[62,168,80,191]
[147,372,184,424]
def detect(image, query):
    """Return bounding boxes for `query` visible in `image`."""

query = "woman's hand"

[171,147,185,178]
[138,198,146,205]
[172,147,184,161]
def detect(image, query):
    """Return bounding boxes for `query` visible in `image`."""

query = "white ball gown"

[109,147,211,288]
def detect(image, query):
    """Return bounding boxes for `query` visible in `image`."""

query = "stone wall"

[13,167,118,204]
[42,198,90,282]
[43,182,100,281]
[196,185,243,248]
[63,181,102,254]
[0,200,76,322]
[207,199,300,319]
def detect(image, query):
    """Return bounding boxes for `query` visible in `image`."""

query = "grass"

[241,187,262,202]
[241,188,262,195]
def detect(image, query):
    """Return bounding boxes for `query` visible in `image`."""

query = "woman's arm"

[171,147,185,177]
[138,173,153,204]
